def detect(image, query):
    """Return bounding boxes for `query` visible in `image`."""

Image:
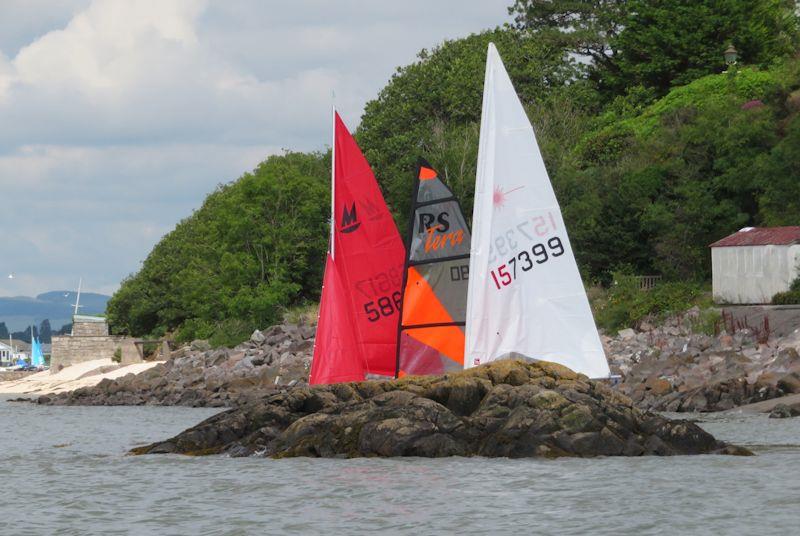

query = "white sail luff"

[464,43,610,379]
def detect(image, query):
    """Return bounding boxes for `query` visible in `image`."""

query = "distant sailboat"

[396,160,471,377]
[31,337,44,368]
[309,110,406,384]
[464,44,610,379]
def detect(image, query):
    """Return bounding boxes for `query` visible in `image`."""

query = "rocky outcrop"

[131,359,749,459]
[40,322,315,407]
[606,308,800,412]
[768,402,800,419]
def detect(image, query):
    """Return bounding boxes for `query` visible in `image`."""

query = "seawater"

[1,395,799,536]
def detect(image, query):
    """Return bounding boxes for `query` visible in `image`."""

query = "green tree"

[510,0,800,98]
[508,0,628,72]
[605,0,799,96]
[570,62,795,278]
[0,322,8,340]
[357,27,585,226]
[758,114,800,224]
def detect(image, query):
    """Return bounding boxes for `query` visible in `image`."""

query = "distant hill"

[0,291,110,331]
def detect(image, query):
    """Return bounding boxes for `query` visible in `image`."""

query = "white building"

[0,341,13,364]
[0,341,26,365]
[710,226,800,304]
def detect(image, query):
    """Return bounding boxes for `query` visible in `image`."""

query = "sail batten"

[464,43,610,379]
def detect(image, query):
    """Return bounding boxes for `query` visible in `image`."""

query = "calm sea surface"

[1,395,798,536]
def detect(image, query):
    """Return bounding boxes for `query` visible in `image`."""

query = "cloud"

[0,0,510,298]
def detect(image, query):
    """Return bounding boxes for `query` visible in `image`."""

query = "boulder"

[190,339,212,352]
[777,372,800,394]
[131,359,748,459]
[618,328,636,340]
[768,402,800,419]
[250,330,266,344]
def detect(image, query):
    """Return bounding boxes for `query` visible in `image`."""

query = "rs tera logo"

[340,203,361,233]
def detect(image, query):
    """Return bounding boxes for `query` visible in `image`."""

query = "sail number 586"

[490,237,565,289]
[364,291,403,322]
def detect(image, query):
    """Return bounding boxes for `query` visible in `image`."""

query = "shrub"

[593,272,710,331]
[772,276,800,304]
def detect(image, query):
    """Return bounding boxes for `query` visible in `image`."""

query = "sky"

[0,0,511,297]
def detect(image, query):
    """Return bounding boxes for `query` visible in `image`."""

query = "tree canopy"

[510,0,800,98]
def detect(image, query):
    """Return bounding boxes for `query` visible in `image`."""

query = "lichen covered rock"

[132,359,749,459]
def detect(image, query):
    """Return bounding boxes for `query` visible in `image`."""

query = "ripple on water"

[2,396,800,535]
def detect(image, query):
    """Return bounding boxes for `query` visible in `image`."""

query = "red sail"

[333,113,405,376]
[310,254,365,384]
[310,112,405,381]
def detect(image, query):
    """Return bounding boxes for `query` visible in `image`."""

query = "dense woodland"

[107,0,800,344]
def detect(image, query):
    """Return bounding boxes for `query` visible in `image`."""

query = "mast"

[330,104,336,261]
[71,277,83,336]
[312,101,336,365]
[72,277,83,316]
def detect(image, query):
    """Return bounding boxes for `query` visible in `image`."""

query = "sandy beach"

[0,359,163,395]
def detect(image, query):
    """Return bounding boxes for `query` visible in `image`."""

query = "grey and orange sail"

[395,160,471,377]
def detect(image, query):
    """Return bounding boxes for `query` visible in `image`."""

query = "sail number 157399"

[490,236,565,289]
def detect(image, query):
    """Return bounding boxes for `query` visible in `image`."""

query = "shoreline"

[0,358,163,396]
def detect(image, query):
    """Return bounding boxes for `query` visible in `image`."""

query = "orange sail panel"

[310,254,365,384]
[396,160,471,377]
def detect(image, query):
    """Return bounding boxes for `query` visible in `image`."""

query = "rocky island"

[131,359,749,459]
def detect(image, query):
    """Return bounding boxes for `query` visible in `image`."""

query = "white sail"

[464,43,610,379]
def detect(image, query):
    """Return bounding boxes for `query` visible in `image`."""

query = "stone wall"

[50,335,140,371]
[73,320,109,337]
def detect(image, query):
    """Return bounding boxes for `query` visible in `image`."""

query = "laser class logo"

[492,185,525,210]
[339,203,361,233]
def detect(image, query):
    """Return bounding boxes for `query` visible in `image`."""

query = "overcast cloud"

[0,0,510,297]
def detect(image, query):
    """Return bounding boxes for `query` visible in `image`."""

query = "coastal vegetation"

[591,273,712,331]
[107,0,800,345]
[772,276,800,304]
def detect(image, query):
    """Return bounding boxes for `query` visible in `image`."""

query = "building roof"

[710,226,800,248]
[0,339,29,352]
